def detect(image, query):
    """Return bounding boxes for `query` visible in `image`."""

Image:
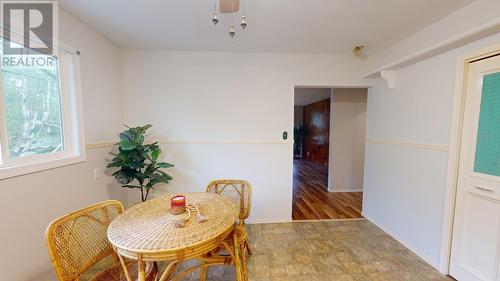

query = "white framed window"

[0,37,85,179]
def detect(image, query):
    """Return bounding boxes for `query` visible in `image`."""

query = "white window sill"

[0,154,86,180]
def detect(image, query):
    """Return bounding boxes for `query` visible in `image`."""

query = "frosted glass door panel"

[474,72,500,177]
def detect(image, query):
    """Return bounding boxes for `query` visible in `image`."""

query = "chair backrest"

[206,179,252,222]
[45,200,124,281]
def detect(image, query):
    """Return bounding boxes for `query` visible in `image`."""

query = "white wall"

[0,9,124,281]
[363,0,500,75]
[363,31,500,271]
[330,88,367,192]
[120,50,369,222]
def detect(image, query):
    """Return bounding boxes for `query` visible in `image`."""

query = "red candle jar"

[170,195,186,215]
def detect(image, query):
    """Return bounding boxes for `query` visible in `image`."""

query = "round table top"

[107,192,238,255]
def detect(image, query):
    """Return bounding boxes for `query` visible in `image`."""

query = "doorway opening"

[293,87,368,220]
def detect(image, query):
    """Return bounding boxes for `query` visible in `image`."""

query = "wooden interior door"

[303,98,330,166]
[450,54,500,281]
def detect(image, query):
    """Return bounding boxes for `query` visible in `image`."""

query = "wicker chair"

[205,179,252,280]
[45,200,157,281]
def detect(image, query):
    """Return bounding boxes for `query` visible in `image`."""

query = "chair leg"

[245,240,252,256]
[200,267,208,281]
[117,253,133,281]
[240,243,248,281]
[233,232,244,281]
[138,260,146,281]
[200,253,208,281]
[158,261,178,281]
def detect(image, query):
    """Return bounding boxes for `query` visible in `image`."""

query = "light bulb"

[229,25,236,38]
[212,13,219,25]
[240,16,247,29]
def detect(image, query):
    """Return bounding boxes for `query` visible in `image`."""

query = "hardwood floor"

[292,159,363,220]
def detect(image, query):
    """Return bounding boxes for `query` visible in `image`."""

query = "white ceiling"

[60,0,474,54]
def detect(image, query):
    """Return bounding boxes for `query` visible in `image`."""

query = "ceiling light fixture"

[212,0,247,38]
[353,45,365,57]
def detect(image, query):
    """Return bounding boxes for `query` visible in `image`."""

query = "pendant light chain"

[241,1,247,30]
[211,0,248,38]
[212,0,219,25]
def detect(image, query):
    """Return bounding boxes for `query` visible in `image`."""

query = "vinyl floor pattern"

[172,220,453,281]
[292,159,363,220]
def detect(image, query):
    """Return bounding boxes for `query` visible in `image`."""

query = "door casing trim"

[441,43,500,274]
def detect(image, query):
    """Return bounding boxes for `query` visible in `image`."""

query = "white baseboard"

[362,212,442,273]
[249,218,367,224]
[292,218,367,222]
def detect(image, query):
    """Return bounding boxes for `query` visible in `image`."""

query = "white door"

[450,54,500,281]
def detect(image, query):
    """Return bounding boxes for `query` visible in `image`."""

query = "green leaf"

[136,134,145,145]
[151,147,161,161]
[107,161,124,168]
[118,146,133,154]
[140,124,152,132]
[119,130,135,142]
[147,143,159,151]
[153,172,173,183]
[119,138,137,150]
[113,170,134,184]
[132,124,152,136]
[157,170,173,179]
[157,162,174,168]
[122,184,142,189]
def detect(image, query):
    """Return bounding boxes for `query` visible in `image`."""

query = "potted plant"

[107,124,174,202]
[293,125,307,158]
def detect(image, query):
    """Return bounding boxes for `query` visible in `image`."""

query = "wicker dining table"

[107,192,243,281]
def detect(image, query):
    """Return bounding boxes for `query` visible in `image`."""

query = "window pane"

[474,72,500,177]
[0,40,63,158]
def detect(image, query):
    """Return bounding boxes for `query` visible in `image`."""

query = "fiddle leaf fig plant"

[107,124,174,202]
